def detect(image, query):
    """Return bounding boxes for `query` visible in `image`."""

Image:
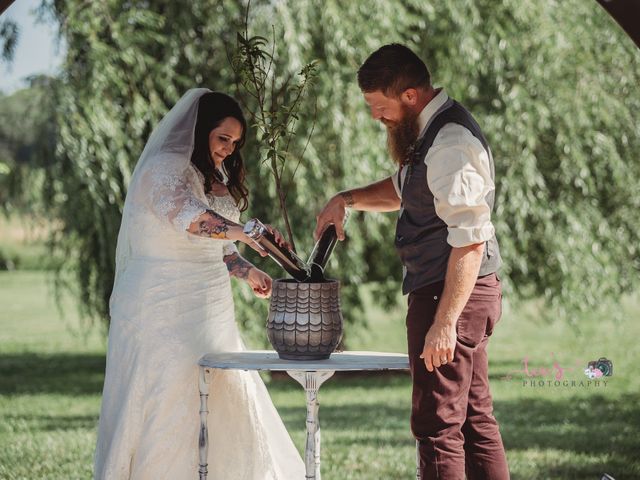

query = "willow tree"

[42,0,640,338]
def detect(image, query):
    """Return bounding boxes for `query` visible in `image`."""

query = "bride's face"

[208,117,243,169]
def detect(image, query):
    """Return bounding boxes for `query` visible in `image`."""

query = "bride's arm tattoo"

[223,252,253,279]
[195,210,237,239]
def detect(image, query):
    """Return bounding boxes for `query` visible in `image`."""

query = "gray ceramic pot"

[267,279,343,360]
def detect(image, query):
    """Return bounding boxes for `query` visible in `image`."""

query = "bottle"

[307,224,339,282]
[243,218,311,282]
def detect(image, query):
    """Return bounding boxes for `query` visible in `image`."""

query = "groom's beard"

[386,106,420,166]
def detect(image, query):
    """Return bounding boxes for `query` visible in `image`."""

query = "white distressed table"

[197,350,417,480]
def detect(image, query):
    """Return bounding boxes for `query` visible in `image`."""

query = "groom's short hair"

[357,43,431,97]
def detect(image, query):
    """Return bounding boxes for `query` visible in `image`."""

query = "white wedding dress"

[94,89,305,480]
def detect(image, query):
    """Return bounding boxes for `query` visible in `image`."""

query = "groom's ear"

[400,88,419,106]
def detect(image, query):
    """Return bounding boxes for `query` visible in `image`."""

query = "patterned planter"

[267,279,343,360]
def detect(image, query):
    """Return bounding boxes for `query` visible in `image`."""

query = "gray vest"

[395,99,501,294]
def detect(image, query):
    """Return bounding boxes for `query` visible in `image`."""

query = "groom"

[314,44,509,479]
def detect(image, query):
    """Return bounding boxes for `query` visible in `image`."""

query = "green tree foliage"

[0,18,18,62]
[231,19,319,252]
[406,0,640,314]
[40,0,640,333]
[0,76,57,213]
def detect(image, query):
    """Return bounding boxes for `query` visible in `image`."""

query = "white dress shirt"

[392,89,496,248]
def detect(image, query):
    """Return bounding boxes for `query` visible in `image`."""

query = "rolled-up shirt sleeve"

[426,123,495,248]
[391,172,402,199]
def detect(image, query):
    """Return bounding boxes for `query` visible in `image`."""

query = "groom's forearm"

[341,176,401,212]
[433,243,484,327]
[315,176,400,241]
[223,252,252,279]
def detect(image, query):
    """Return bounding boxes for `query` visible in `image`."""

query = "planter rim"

[273,278,340,285]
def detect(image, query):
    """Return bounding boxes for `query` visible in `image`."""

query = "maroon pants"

[406,273,509,480]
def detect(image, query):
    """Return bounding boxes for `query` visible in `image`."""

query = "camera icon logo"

[584,357,613,379]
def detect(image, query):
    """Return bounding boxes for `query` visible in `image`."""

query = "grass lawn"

[1,270,639,479]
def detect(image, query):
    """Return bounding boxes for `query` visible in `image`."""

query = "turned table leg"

[287,370,335,480]
[198,367,212,480]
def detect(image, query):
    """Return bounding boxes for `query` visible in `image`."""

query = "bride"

[94,89,305,479]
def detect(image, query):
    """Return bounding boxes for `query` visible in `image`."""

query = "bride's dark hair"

[191,91,249,212]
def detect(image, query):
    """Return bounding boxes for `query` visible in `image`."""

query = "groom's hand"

[315,194,348,241]
[420,321,456,372]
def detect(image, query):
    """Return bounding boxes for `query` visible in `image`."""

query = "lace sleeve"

[139,155,209,232]
[222,241,239,257]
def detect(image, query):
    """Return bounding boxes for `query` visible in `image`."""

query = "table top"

[199,350,410,371]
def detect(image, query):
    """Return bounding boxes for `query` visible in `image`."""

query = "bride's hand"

[264,224,291,250]
[241,233,269,257]
[240,225,290,257]
[247,267,272,299]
